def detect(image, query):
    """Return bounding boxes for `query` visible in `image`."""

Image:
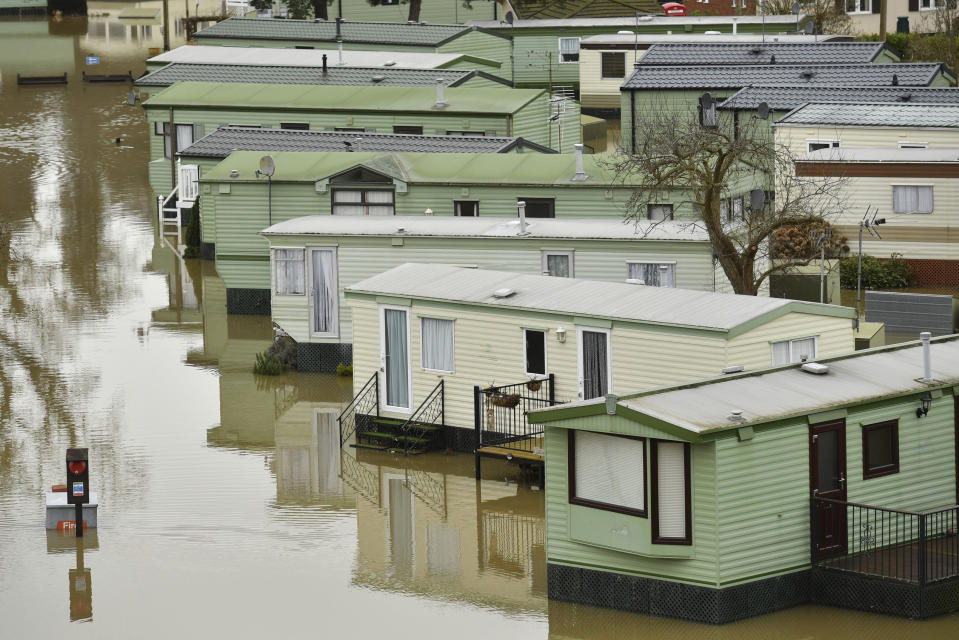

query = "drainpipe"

[505,113,512,136]
[168,106,176,193]
[322,54,328,77]
[921,331,933,382]
[517,200,528,235]
[629,90,636,154]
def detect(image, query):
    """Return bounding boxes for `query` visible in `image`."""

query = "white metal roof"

[615,337,959,434]
[345,263,854,333]
[261,215,709,242]
[581,33,842,46]
[799,147,959,163]
[146,45,495,70]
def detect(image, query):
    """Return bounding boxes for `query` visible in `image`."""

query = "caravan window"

[770,336,817,366]
[542,251,573,277]
[651,440,692,545]
[421,318,455,373]
[157,123,195,158]
[863,420,899,479]
[331,189,394,216]
[558,37,581,63]
[626,263,676,287]
[524,329,547,377]
[273,249,305,295]
[569,430,647,517]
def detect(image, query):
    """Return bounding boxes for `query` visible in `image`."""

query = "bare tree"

[762,0,853,35]
[605,104,848,295]
[367,0,423,21]
[913,2,959,73]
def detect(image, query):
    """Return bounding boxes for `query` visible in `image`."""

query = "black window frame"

[393,125,423,135]
[523,328,547,377]
[862,420,900,479]
[520,197,555,218]
[280,122,310,131]
[446,130,486,136]
[600,51,626,79]
[330,187,396,216]
[454,200,479,217]
[650,439,692,546]
[568,430,648,518]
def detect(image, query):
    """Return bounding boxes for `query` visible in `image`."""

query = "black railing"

[811,497,959,586]
[399,379,444,455]
[339,450,380,507]
[473,374,556,455]
[338,372,379,447]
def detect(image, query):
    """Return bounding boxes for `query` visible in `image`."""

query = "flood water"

[1,12,959,639]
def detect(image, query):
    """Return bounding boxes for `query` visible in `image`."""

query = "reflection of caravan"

[275,403,354,505]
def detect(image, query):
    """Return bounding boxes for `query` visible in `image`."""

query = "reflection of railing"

[400,380,444,455]
[339,450,379,506]
[480,511,545,578]
[474,375,556,455]
[338,373,379,446]
[404,467,447,518]
[157,184,180,228]
[812,497,959,585]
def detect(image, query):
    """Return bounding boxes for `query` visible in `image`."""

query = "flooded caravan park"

[0,12,958,638]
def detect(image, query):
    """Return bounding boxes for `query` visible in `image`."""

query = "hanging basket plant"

[490,393,521,409]
[525,379,542,392]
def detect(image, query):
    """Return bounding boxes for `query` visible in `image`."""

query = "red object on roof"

[662,2,686,15]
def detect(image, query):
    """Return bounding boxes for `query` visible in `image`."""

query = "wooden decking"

[476,437,544,462]
[823,538,959,584]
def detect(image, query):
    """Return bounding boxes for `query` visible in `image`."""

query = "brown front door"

[810,419,847,557]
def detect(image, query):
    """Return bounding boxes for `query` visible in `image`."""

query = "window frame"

[577,325,612,400]
[845,0,871,13]
[420,316,455,374]
[568,430,648,518]
[898,141,928,149]
[807,139,840,153]
[272,247,306,296]
[862,419,900,480]
[892,184,934,214]
[646,203,674,221]
[650,439,693,546]
[454,200,479,217]
[770,335,819,366]
[331,187,395,216]
[541,250,574,277]
[156,122,195,159]
[280,122,310,130]
[308,246,339,339]
[523,328,548,378]
[446,130,486,136]
[521,197,555,218]
[600,51,626,79]
[625,261,677,287]
[393,125,424,135]
[558,37,581,64]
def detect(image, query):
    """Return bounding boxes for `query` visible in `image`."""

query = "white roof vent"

[705,30,722,35]
[617,30,634,34]
[728,410,745,422]
[383,60,396,66]
[801,362,829,375]
[492,288,516,299]
[371,74,385,82]
[722,365,745,375]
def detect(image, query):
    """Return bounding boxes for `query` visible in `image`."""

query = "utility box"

[66,448,89,506]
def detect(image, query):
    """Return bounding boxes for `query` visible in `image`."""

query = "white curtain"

[559,37,580,61]
[581,330,608,400]
[647,204,673,221]
[574,431,645,512]
[656,441,687,540]
[366,189,394,216]
[175,124,194,154]
[311,250,336,333]
[385,309,410,408]
[421,317,454,372]
[332,190,365,216]
[389,479,414,575]
[274,249,304,295]
[770,340,790,366]
[628,263,675,287]
[426,524,460,577]
[546,254,570,277]
[893,186,933,214]
[791,337,816,362]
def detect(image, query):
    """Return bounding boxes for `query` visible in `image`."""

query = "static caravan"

[531,335,959,622]
[143,82,579,196]
[192,18,513,81]
[176,127,554,259]
[579,38,885,113]
[341,263,856,460]
[795,146,959,285]
[620,63,954,153]
[467,14,806,90]
[202,148,694,314]
[260,216,721,370]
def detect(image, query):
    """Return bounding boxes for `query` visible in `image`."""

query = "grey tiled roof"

[622,63,949,90]
[720,85,959,110]
[776,102,959,127]
[638,42,890,66]
[135,63,497,88]
[178,126,555,158]
[194,17,503,46]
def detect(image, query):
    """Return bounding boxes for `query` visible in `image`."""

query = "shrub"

[182,200,201,258]
[253,335,298,375]
[840,253,914,289]
[253,351,284,376]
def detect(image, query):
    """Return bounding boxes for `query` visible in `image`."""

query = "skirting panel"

[295,342,353,374]
[200,242,215,261]
[226,288,270,316]
[812,569,959,619]
[547,563,810,624]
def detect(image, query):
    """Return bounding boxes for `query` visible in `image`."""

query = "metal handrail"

[337,372,379,446]
[399,379,444,455]
[476,374,556,453]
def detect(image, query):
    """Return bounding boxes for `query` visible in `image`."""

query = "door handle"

[839,473,846,489]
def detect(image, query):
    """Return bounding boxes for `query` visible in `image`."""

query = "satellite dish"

[757,101,770,120]
[792,1,801,13]
[701,92,714,109]
[750,188,766,213]
[804,22,814,35]
[505,11,514,24]
[258,155,275,177]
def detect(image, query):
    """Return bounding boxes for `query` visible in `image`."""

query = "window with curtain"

[601,52,626,78]
[311,249,337,336]
[720,198,731,222]
[627,263,676,287]
[652,440,691,544]
[332,188,395,216]
[770,336,817,365]
[570,431,646,517]
[421,317,454,372]
[524,329,546,376]
[733,196,744,221]
[384,308,410,409]
[274,249,305,295]
[542,251,573,277]
[647,204,674,221]
[581,329,609,400]
[558,37,580,63]
[892,185,933,214]
[158,123,195,158]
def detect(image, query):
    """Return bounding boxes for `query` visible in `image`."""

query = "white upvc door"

[577,326,612,400]
[380,305,412,413]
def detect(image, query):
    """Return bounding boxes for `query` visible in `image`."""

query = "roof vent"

[371,74,385,82]
[801,362,829,375]
[383,60,396,67]
[749,46,762,54]
[770,54,776,65]
[492,288,516,299]
[396,227,405,234]
[799,69,814,80]
[617,30,633,34]
[728,410,746,423]
[704,30,721,35]
[899,92,913,102]
[891,73,899,86]
[229,169,239,178]
[722,365,745,375]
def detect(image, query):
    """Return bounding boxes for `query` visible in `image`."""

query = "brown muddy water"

[1,13,958,639]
